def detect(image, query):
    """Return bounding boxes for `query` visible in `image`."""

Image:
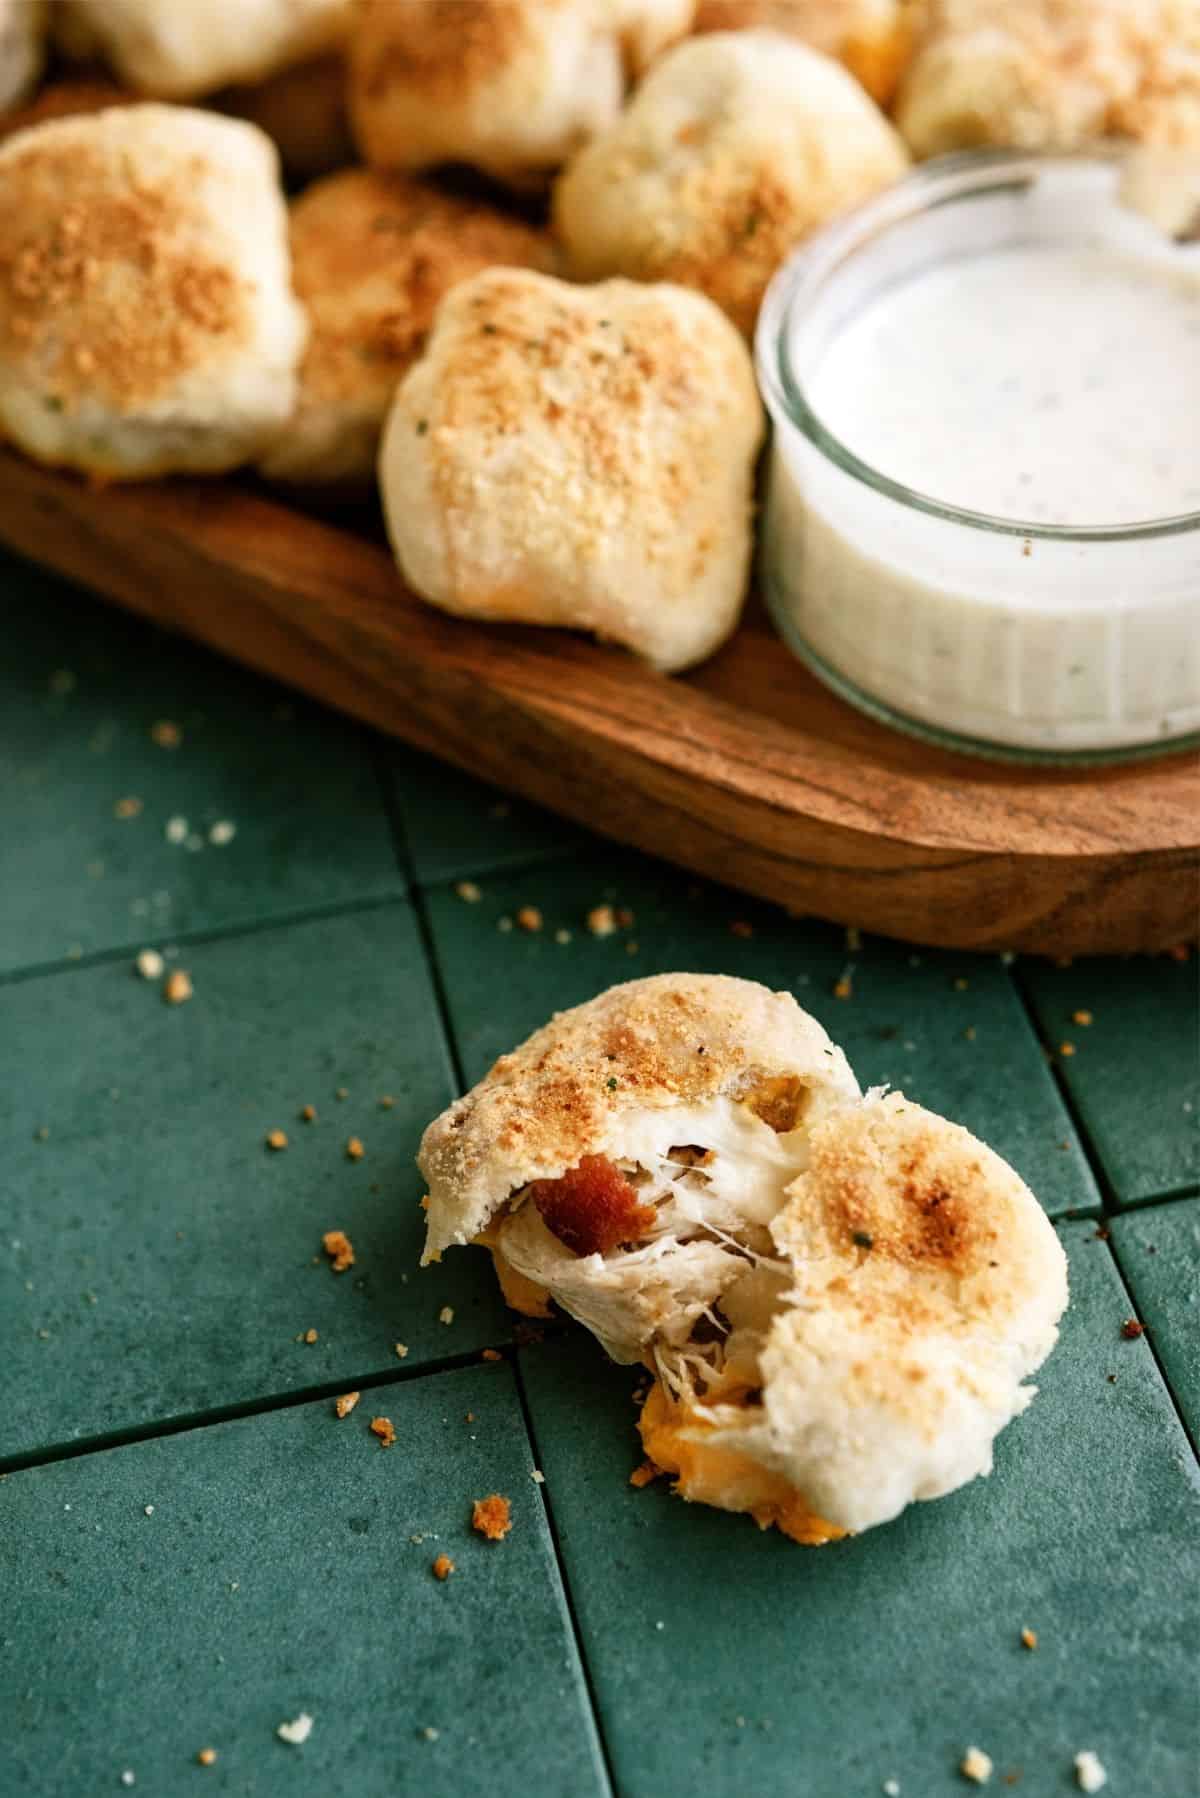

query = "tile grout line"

[0,1346,517,1478]
[373,745,619,1796]
[0,888,411,991]
[513,1352,620,1798]
[1102,1231,1200,1464]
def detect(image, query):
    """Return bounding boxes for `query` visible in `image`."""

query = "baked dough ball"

[261,168,554,485]
[0,0,45,111]
[216,54,353,181]
[692,0,912,102]
[379,268,762,671]
[418,974,1068,1543]
[554,31,910,336]
[349,0,697,186]
[896,0,1200,158]
[56,0,353,99]
[0,104,306,479]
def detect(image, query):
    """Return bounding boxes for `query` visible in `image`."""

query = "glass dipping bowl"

[754,151,1200,763]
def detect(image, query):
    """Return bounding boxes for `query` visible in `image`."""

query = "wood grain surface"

[0,448,1194,956]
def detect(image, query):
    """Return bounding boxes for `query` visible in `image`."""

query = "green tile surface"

[1021,955,1199,1206]
[520,1224,1200,1798]
[0,904,507,1465]
[1,1365,606,1797]
[427,856,1099,1219]
[1111,1200,1200,1443]
[3,554,1197,1797]
[0,556,403,976]
[385,743,584,885]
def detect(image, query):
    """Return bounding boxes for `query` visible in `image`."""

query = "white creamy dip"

[757,157,1200,756]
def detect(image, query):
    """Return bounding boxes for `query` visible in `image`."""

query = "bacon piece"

[526,1154,656,1257]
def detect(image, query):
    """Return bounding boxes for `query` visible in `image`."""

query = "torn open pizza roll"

[418,973,1068,1543]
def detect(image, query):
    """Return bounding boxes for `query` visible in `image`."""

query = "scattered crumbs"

[420,1727,440,1743]
[322,1229,355,1273]
[345,1137,364,1161]
[1094,1224,1110,1240]
[586,904,616,937]
[1020,1626,1037,1650]
[481,1348,502,1362]
[455,880,482,903]
[335,1087,349,1101]
[1072,1009,1094,1026]
[1074,1750,1107,1792]
[554,928,572,945]
[497,916,513,933]
[464,1412,475,1423]
[150,720,182,749]
[1121,1317,1145,1339]
[516,905,543,933]
[143,1505,154,1517]
[394,1342,409,1359]
[303,1328,319,1345]
[135,948,164,980]
[953,977,969,991]
[833,973,853,1001]
[432,1553,455,1581]
[162,969,193,1006]
[49,668,76,696]
[370,1416,396,1448]
[439,1305,454,1325]
[266,1129,288,1152]
[378,1095,395,1110]
[120,1773,136,1788]
[114,795,142,820]
[964,1026,977,1041]
[196,1749,217,1768]
[883,1783,901,1797]
[1060,1041,1076,1057]
[334,1392,360,1418]
[300,1104,316,1123]
[960,1746,993,1784]
[530,1469,545,1484]
[629,1460,660,1488]
[654,1620,664,1631]
[276,1713,314,1747]
[208,820,236,847]
[1021,539,1032,558]
[471,1494,512,1540]
[729,920,754,939]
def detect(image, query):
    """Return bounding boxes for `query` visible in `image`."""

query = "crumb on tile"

[394,1342,409,1359]
[1072,1010,1094,1026]
[346,1137,364,1161]
[162,969,193,1005]
[516,905,543,933]
[208,820,236,846]
[1120,1317,1145,1339]
[322,1229,355,1272]
[276,1713,314,1747]
[531,1469,545,1484]
[150,720,182,749]
[953,977,970,991]
[629,1460,661,1489]
[586,904,616,937]
[370,1416,396,1447]
[1074,1750,1107,1792]
[554,928,572,945]
[432,1553,455,1581]
[266,1129,288,1152]
[165,815,188,844]
[196,1748,217,1767]
[135,948,164,980]
[335,1087,349,1101]
[303,1328,319,1344]
[481,1348,502,1362]
[455,880,482,903]
[379,1095,395,1109]
[1060,1041,1076,1057]
[334,1391,360,1418]
[833,975,853,1001]
[114,795,143,819]
[439,1305,454,1325]
[1020,1627,1037,1649]
[420,1727,439,1743]
[472,1494,512,1540]
[300,1104,316,1122]
[960,1746,993,1784]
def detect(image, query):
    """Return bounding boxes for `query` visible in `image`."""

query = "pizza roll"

[553,31,909,336]
[0,105,306,480]
[0,0,46,111]
[348,0,696,187]
[378,268,763,671]
[691,0,913,103]
[54,0,353,99]
[896,0,1200,158]
[260,168,554,486]
[418,975,1068,1542]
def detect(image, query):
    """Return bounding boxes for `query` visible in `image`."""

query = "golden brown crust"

[692,0,913,101]
[0,77,132,145]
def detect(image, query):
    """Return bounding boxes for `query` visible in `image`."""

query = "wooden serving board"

[0,446,1195,957]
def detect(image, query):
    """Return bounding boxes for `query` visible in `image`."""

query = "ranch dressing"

[756,156,1200,757]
